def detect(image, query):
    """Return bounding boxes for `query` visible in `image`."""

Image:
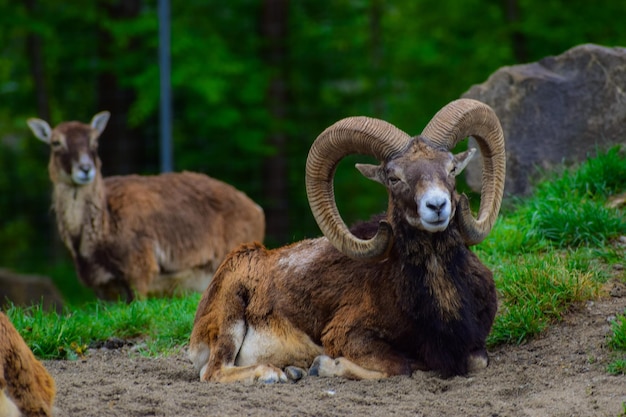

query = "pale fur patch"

[90,265,115,287]
[188,341,211,375]
[54,182,104,266]
[153,243,169,268]
[236,326,282,367]
[0,391,20,417]
[426,254,461,320]
[229,320,246,359]
[236,323,323,369]
[54,184,89,240]
[277,241,323,274]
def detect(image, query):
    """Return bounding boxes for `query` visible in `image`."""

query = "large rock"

[0,269,64,312]
[462,43,626,195]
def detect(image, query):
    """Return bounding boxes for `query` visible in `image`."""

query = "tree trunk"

[96,0,142,176]
[24,0,49,121]
[24,0,65,263]
[260,0,290,245]
[504,0,528,63]
[369,0,386,118]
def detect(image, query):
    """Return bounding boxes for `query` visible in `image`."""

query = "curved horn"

[306,116,412,260]
[421,99,506,245]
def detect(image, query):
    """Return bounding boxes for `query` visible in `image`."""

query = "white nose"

[426,196,447,214]
[72,153,96,184]
[418,189,451,232]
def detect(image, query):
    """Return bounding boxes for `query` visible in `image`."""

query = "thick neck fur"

[52,172,107,257]
[390,209,466,322]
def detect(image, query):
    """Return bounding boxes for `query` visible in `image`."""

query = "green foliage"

[0,127,56,271]
[1,0,626,302]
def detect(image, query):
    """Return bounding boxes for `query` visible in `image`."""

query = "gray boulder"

[0,269,64,312]
[462,43,626,195]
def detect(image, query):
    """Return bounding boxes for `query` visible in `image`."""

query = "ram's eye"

[50,140,62,148]
[449,166,457,176]
[388,176,401,185]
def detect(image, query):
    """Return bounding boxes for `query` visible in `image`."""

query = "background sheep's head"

[27,111,110,186]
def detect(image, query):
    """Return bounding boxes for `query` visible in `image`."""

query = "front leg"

[314,327,415,380]
[309,355,388,379]
[208,363,289,384]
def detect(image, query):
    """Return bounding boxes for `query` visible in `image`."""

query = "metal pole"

[158,0,173,172]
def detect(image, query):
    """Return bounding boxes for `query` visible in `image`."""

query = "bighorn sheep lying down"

[0,313,56,417]
[189,99,505,382]
[27,112,265,301]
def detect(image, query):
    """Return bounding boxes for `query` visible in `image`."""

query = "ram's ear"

[355,163,384,185]
[27,118,52,144]
[452,148,476,177]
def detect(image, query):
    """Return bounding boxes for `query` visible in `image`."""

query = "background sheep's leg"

[124,241,159,297]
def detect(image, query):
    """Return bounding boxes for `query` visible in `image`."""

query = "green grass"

[477,146,626,369]
[485,252,600,345]
[5,294,200,359]
[517,146,626,248]
[607,313,626,375]
[6,146,626,370]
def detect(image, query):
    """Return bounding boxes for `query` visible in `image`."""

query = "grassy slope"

[6,147,626,372]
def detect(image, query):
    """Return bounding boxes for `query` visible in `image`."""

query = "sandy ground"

[44,292,626,417]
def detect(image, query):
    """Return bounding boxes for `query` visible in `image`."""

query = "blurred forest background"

[1,0,625,302]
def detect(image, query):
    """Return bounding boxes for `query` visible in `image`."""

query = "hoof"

[468,350,489,372]
[309,355,333,377]
[308,356,324,376]
[284,366,306,382]
[257,367,288,383]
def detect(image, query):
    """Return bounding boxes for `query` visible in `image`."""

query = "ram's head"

[306,99,506,260]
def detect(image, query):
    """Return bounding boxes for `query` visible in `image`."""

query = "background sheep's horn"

[306,116,411,260]
[420,98,506,245]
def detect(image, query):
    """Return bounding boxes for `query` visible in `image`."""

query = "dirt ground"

[44,291,626,417]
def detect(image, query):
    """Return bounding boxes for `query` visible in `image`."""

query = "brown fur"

[0,313,55,417]
[28,113,265,300]
[189,136,498,383]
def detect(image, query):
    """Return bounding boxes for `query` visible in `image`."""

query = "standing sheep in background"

[189,99,505,383]
[27,112,265,301]
[0,312,56,417]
